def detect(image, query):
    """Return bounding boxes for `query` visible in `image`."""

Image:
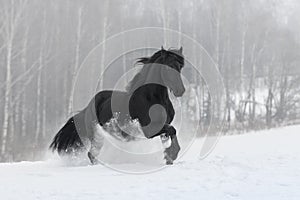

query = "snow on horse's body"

[50,47,185,165]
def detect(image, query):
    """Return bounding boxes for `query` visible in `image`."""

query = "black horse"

[50,47,185,165]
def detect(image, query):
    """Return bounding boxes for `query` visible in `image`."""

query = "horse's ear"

[179,47,183,54]
[161,46,166,60]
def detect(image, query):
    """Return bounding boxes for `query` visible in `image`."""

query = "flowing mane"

[126,48,184,93]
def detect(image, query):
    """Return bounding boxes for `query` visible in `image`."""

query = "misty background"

[0,0,300,162]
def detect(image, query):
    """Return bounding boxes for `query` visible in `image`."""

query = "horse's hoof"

[88,152,99,165]
[164,152,174,165]
[166,160,173,165]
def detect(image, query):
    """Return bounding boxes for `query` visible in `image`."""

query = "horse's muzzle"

[173,88,185,97]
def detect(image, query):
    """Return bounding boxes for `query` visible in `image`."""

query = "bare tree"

[99,0,110,89]
[0,0,27,156]
[67,6,83,116]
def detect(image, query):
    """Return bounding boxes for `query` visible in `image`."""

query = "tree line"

[0,0,299,162]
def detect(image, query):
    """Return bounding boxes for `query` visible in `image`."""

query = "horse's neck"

[128,64,168,99]
[143,84,169,101]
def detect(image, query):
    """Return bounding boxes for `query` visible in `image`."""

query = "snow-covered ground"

[0,125,300,200]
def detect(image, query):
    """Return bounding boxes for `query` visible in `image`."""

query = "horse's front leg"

[141,122,180,165]
[160,125,180,165]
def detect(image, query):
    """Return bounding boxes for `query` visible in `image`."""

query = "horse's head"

[160,47,185,97]
[134,47,185,97]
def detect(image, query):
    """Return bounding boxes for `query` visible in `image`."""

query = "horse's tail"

[49,116,84,154]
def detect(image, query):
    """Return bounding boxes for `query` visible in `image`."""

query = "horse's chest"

[129,99,174,125]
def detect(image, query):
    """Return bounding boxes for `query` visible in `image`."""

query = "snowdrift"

[0,125,299,200]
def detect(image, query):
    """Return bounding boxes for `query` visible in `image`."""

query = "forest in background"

[0,0,300,162]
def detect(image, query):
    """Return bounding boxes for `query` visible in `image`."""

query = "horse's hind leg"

[84,99,105,165]
[87,123,104,165]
